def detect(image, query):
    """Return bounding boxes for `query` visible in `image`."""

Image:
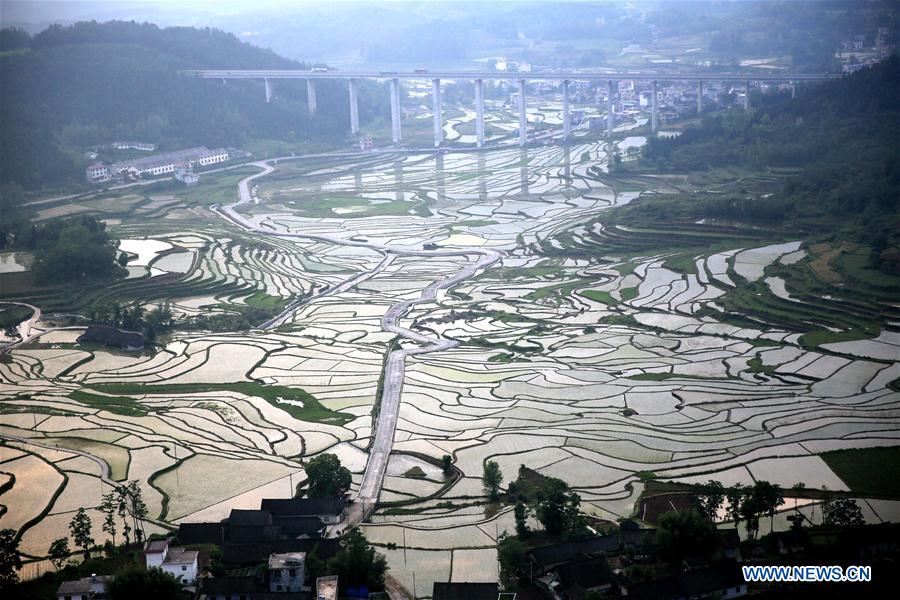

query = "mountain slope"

[0,21,388,187]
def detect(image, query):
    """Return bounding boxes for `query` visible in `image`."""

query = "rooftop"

[261,497,345,517]
[163,547,199,565]
[57,575,109,595]
[432,582,500,600]
[268,551,306,570]
[316,575,338,600]
[144,539,168,554]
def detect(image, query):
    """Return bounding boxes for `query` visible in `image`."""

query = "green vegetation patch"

[0,304,33,330]
[403,466,427,479]
[581,290,615,305]
[821,447,900,497]
[69,390,149,417]
[90,382,353,425]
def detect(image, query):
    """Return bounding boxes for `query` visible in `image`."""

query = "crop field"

[2,129,899,591]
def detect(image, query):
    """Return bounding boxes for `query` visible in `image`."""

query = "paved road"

[217,157,500,530]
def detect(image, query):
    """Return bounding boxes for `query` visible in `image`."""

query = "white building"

[268,552,306,593]
[110,146,230,181]
[85,163,110,184]
[113,141,156,152]
[144,538,199,584]
[174,164,199,186]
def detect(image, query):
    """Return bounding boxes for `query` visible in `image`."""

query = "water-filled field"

[2,140,898,587]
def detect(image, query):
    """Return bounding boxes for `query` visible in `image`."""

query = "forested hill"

[0,21,387,188]
[639,56,899,238]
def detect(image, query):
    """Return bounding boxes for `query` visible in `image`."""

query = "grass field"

[90,381,354,425]
[821,447,900,497]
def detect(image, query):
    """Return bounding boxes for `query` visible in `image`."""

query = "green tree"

[100,491,117,548]
[514,501,529,537]
[482,460,503,501]
[726,484,745,528]
[791,482,806,514]
[535,477,582,537]
[823,498,865,527]
[115,485,132,546]
[741,494,763,540]
[0,529,22,589]
[327,528,387,592]
[127,480,148,544]
[441,455,453,475]
[106,565,181,600]
[497,533,526,587]
[305,453,352,498]
[656,510,718,560]
[48,537,70,571]
[693,480,725,522]
[751,480,784,532]
[69,507,95,559]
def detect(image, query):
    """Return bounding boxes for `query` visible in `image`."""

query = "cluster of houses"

[84,146,231,185]
[521,520,746,600]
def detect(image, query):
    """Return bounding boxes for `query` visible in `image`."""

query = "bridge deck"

[185,69,839,82]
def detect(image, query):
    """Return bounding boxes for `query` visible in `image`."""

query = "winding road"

[214,156,500,528]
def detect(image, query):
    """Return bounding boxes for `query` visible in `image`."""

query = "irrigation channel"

[214,156,502,531]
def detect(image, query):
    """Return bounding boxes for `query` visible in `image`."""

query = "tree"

[497,533,527,587]
[482,460,503,501]
[106,565,181,600]
[726,484,745,528]
[823,498,865,527]
[693,480,725,522]
[514,501,530,537]
[326,528,387,593]
[305,453,352,498]
[69,507,95,559]
[656,510,718,559]
[441,455,453,475]
[535,478,583,537]
[127,480,148,544]
[740,494,764,541]
[48,538,70,571]
[791,482,806,514]
[751,480,784,531]
[115,485,132,546]
[100,491,117,548]
[0,529,22,589]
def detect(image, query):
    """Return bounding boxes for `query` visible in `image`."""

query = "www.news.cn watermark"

[742,565,872,583]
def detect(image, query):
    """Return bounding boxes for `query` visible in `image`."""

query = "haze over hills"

[0,20,388,187]
[1,3,900,599]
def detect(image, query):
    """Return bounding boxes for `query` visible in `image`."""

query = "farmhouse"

[77,325,145,351]
[144,538,199,584]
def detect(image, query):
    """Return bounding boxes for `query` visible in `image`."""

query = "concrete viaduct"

[185,69,839,147]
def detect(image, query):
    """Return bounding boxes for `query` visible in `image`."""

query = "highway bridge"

[184,68,841,147]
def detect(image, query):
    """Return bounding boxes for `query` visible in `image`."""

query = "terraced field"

[2,138,899,591]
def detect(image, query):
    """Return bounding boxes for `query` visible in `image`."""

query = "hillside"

[0,21,388,188]
[626,57,899,244]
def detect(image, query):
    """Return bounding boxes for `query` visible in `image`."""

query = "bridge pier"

[390,78,401,144]
[517,79,527,146]
[265,78,273,103]
[306,79,317,114]
[744,80,751,110]
[432,78,443,147]
[607,80,615,139]
[697,80,703,114]
[349,78,359,135]
[474,78,485,147]
[651,80,659,133]
[791,81,797,99]
[562,79,571,141]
